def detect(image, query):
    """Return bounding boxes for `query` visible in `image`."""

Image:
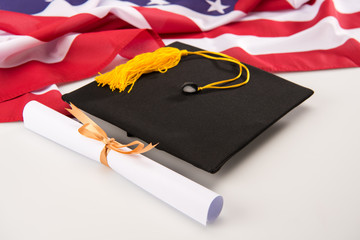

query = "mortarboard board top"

[63,42,314,173]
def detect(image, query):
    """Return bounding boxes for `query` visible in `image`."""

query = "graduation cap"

[62,42,313,173]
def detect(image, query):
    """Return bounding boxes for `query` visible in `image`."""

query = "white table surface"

[1,67,360,240]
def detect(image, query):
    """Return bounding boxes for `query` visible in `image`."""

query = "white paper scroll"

[23,101,223,225]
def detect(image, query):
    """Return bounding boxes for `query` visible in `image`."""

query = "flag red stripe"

[234,0,314,12]
[223,38,360,72]
[253,0,314,11]
[0,10,133,41]
[0,89,70,122]
[233,0,262,13]
[233,0,311,12]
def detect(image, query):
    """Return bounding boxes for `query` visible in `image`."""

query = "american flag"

[1,0,359,122]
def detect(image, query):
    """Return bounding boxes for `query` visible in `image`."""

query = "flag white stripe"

[286,0,310,9]
[243,0,324,22]
[100,54,128,73]
[34,0,102,16]
[0,33,129,68]
[163,17,360,55]
[36,0,151,29]
[0,33,78,68]
[244,0,360,22]
[135,4,246,31]
[332,0,360,14]
[31,84,59,95]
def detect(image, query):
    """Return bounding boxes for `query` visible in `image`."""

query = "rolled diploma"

[23,101,223,225]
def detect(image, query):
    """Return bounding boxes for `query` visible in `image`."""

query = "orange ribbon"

[66,103,157,167]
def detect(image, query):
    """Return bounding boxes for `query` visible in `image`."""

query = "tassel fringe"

[96,47,188,93]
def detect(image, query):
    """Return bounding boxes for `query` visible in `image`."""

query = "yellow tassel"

[96,47,188,93]
[95,46,250,93]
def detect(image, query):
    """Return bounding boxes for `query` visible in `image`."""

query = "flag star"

[147,0,170,5]
[206,0,230,14]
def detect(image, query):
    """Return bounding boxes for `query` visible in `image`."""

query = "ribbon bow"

[66,103,157,167]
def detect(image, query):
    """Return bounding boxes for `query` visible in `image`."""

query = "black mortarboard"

[62,42,313,173]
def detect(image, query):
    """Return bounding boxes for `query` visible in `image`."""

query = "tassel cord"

[185,51,250,91]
